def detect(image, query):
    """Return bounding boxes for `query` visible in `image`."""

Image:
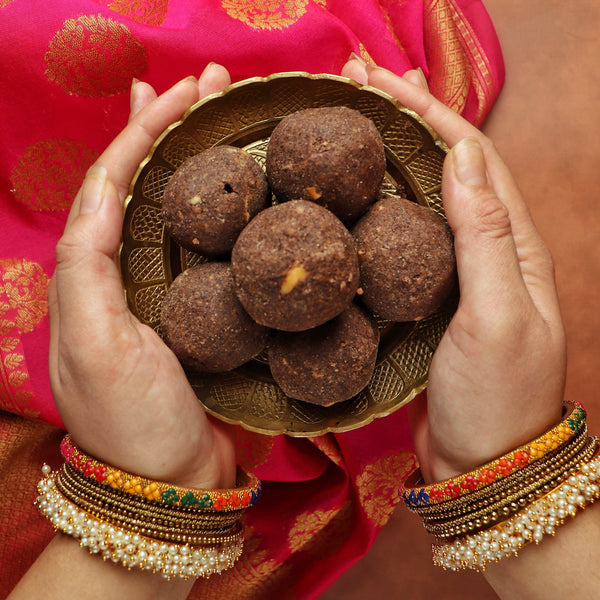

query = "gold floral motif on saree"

[45,14,147,97]
[221,0,310,30]
[0,259,49,419]
[288,500,353,555]
[423,0,470,118]
[358,43,376,65]
[356,452,416,526]
[288,506,338,553]
[10,139,98,212]
[108,0,169,26]
[424,0,496,126]
[445,0,497,126]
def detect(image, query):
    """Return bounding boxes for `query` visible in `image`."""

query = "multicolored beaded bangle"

[36,466,243,579]
[60,434,261,511]
[432,440,600,571]
[413,425,590,519]
[402,401,586,508]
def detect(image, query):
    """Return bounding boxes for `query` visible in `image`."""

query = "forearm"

[484,501,600,599]
[8,533,195,600]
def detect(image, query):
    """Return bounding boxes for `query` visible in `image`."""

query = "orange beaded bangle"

[402,401,586,508]
[60,434,261,511]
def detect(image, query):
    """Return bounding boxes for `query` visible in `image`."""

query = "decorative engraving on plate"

[120,73,453,437]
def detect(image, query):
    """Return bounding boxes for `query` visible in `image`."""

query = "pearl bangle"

[432,442,600,571]
[36,466,243,579]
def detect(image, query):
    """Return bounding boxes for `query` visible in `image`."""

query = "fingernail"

[349,52,367,66]
[200,62,217,78]
[416,67,429,91]
[130,77,139,110]
[452,138,488,186]
[79,166,107,214]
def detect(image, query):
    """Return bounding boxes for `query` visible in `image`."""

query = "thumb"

[442,138,528,311]
[54,166,133,356]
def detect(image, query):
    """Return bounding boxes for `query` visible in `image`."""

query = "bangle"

[56,464,243,545]
[432,440,600,571]
[36,467,243,579]
[60,434,261,511]
[402,401,585,508]
[413,425,590,520]
[425,434,597,539]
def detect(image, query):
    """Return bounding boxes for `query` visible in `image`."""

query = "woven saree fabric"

[0,1,503,597]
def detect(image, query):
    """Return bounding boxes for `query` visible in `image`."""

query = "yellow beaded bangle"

[402,401,585,508]
[60,434,261,511]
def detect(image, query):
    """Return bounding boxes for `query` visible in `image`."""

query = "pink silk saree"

[0,1,504,597]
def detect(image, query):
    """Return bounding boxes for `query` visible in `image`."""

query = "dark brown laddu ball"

[268,303,380,406]
[265,106,386,224]
[231,200,359,331]
[352,195,457,322]
[162,146,269,256]
[160,262,269,373]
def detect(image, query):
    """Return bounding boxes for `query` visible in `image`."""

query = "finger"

[444,139,561,329]
[100,76,200,199]
[367,65,482,144]
[341,56,368,85]
[402,68,429,91]
[367,65,521,208]
[197,62,231,98]
[66,76,200,228]
[367,66,559,320]
[128,79,158,122]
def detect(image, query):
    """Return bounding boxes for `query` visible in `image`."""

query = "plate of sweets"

[119,72,458,437]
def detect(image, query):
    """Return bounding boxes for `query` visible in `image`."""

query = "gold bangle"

[55,466,243,545]
[432,440,600,571]
[36,466,243,579]
[415,426,590,520]
[425,435,597,539]
[60,463,243,526]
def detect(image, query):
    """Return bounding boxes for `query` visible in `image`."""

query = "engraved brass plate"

[120,72,455,437]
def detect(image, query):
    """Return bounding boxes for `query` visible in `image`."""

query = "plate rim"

[119,71,452,437]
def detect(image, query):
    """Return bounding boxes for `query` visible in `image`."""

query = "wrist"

[425,402,565,483]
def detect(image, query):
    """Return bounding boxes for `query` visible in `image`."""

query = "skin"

[342,58,598,600]
[9,58,595,599]
[9,63,236,600]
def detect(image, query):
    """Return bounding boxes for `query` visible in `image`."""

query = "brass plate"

[119,72,455,437]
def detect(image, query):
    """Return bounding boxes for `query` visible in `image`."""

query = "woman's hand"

[342,59,567,482]
[47,64,236,490]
